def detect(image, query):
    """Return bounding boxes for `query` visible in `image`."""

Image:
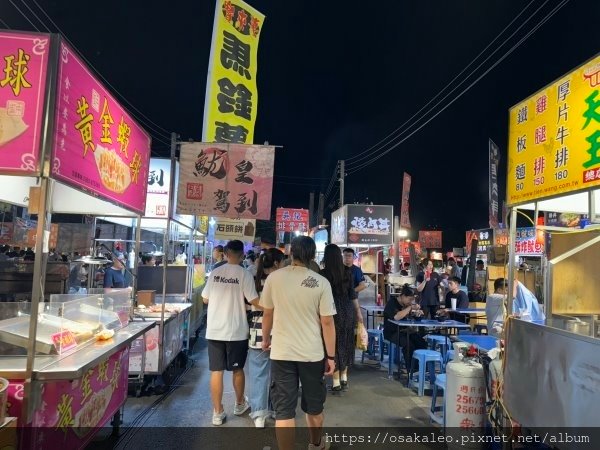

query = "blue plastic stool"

[409,349,443,396]
[442,349,455,371]
[427,335,450,357]
[429,373,446,425]
[362,329,384,363]
[384,340,405,379]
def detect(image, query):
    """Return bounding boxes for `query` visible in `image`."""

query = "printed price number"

[515,182,524,191]
[533,177,545,186]
[555,169,568,180]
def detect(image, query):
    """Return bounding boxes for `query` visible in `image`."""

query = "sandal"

[340,381,348,391]
[328,385,342,395]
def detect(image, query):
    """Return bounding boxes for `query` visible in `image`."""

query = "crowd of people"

[202,237,370,450]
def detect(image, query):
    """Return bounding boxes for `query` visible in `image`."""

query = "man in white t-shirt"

[261,236,336,450]
[202,240,259,426]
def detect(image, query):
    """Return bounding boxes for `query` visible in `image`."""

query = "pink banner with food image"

[0,31,50,175]
[51,40,151,213]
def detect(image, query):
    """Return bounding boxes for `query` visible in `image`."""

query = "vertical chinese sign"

[51,41,151,214]
[203,0,265,144]
[0,31,50,175]
[145,158,171,217]
[400,172,412,229]
[276,208,309,232]
[176,142,274,219]
[488,140,500,228]
[508,53,600,206]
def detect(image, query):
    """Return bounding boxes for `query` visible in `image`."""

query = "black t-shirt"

[444,289,469,309]
[383,298,406,341]
[416,271,440,306]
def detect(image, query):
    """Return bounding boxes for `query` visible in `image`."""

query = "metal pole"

[339,160,345,208]
[507,207,518,317]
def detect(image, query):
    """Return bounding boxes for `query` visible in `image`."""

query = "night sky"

[3,0,598,248]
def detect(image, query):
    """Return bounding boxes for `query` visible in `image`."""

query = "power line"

[17,0,51,32]
[344,0,545,170]
[0,17,10,29]
[8,0,40,31]
[29,0,174,140]
[323,162,339,199]
[346,0,570,176]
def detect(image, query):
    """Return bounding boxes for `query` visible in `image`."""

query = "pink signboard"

[51,41,151,213]
[0,31,50,175]
[176,142,275,219]
[7,346,129,450]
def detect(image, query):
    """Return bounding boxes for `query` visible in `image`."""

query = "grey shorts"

[270,359,326,420]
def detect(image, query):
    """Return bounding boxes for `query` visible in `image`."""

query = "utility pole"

[339,160,345,208]
[309,192,315,228]
[317,193,324,225]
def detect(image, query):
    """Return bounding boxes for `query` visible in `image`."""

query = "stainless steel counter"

[504,319,600,429]
[0,321,155,381]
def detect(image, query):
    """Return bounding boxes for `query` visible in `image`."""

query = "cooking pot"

[565,319,591,336]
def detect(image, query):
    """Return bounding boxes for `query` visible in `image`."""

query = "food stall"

[0,31,155,448]
[96,154,203,382]
[502,52,600,433]
[331,204,394,302]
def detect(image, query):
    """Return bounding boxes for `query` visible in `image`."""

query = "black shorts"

[270,359,326,420]
[207,339,249,371]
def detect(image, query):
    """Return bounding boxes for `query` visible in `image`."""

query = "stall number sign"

[51,330,77,353]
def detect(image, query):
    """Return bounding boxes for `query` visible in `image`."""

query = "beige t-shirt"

[260,265,336,362]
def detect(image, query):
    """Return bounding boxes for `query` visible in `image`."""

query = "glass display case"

[0,292,132,356]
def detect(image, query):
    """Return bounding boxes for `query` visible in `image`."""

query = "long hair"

[255,248,285,292]
[321,244,351,298]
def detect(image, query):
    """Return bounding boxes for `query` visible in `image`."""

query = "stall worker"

[486,278,508,338]
[104,254,126,288]
[141,254,156,266]
[416,258,440,319]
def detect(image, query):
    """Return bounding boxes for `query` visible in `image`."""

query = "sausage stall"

[502,52,600,434]
[0,31,155,448]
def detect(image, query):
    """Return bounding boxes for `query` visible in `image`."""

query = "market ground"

[88,327,442,450]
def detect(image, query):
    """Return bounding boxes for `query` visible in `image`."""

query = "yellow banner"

[202,0,264,144]
[508,53,600,206]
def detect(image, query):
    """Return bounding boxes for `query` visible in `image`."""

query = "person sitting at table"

[383,284,428,369]
[438,276,470,322]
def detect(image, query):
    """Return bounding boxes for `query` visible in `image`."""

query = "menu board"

[508,53,600,206]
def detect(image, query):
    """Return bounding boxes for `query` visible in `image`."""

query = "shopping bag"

[355,322,368,351]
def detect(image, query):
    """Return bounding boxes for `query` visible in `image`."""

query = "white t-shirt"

[260,266,336,362]
[202,263,258,341]
[486,293,506,338]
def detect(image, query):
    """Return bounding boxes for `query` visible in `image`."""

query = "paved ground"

[89,329,443,450]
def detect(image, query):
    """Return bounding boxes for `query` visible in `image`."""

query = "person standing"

[486,278,509,338]
[202,240,259,426]
[416,258,440,319]
[261,236,336,450]
[342,248,366,294]
[320,244,363,394]
[212,245,225,270]
[248,248,285,428]
[103,255,126,288]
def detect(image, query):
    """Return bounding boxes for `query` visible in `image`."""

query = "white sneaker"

[233,396,250,415]
[254,416,266,428]
[308,437,330,450]
[212,410,226,426]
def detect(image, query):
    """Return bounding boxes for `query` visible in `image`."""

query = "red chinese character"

[236,10,248,32]
[250,17,260,37]
[460,385,469,394]
[223,1,234,22]
[186,183,203,200]
[460,418,475,429]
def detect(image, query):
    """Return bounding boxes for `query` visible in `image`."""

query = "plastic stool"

[384,340,404,379]
[442,349,455,371]
[409,349,443,396]
[362,329,384,363]
[474,324,488,335]
[429,373,446,425]
[427,335,450,357]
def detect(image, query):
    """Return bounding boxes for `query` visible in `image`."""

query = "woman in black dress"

[320,244,363,393]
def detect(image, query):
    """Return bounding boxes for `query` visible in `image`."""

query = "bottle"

[128,248,135,269]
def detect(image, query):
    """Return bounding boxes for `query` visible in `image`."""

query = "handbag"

[355,321,368,351]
